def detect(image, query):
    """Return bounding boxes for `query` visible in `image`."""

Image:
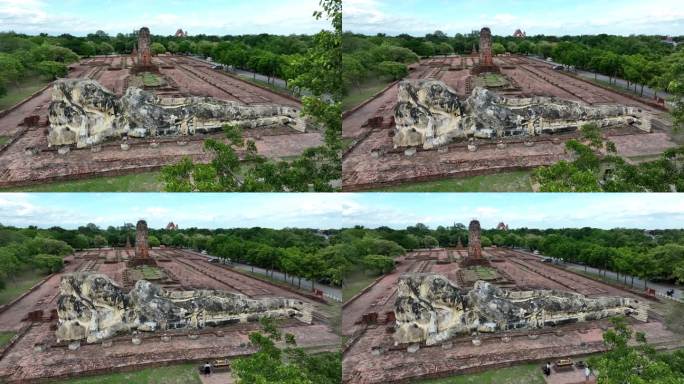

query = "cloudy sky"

[0,0,327,36]
[344,0,684,36]
[0,193,681,230]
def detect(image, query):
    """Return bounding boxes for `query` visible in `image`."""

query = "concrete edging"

[0,82,53,119]
[342,273,387,308]
[342,80,399,119]
[0,272,55,315]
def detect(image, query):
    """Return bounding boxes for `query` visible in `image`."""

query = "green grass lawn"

[237,74,291,94]
[585,77,645,99]
[374,170,533,192]
[463,266,498,281]
[0,270,45,305]
[478,73,508,88]
[0,76,51,111]
[0,171,163,192]
[140,72,164,87]
[49,363,202,384]
[0,331,16,348]
[130,265,166,281]
[343,270,380,302]
[342,79,392,111]
[414,363,545,384]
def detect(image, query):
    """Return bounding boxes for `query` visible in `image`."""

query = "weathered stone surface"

[394,273,648,345]
[467,220,482,259]
[56,273,313,343]
[134,220,149,259]
[393,80,652,149]
[48,79,308,148]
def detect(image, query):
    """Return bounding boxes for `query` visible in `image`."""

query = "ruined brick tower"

[467,219,482,259]
[134,219,149,258]
[137,27,152,67]
[479,28,493,67]
[472,27,499,75]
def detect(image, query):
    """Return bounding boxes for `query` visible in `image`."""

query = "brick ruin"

[137,27,152,67]
[0,37,316,189]
[467,219,481,259]
[131,27,158,74]
[461,219,489,268]
[129,219,155,267]
[472,27,499,75]
[342,245,679,384]
[0,247,338,382]
[135,220,149,258]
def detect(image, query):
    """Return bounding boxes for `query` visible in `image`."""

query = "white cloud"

[0,0,328,36]
[343,0,684,36]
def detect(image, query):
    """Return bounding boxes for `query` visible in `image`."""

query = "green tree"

[35,60,67,79]
[33,254,64,273]
[150,42,166,55]
[491,42,505,55]
[98,42,114,55]
[91,235,108,248]
[361,255,394,275]
[79,41,97,57]
[589,317,684,383]
[232,320,341,384]
[376,61,408,80]
[148,235,161,248]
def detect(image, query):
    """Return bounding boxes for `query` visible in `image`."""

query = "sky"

[0,193,682,230]
[0,0,328,36]
[344,0,684,36]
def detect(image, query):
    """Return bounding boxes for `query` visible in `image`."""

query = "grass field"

[374,170,533,192]
[0,171,163,192]
[343,270,380,302]
[237,74,292,94]
[0,270,45,305]
[49,363,202,384]
[463,266,498,281]
[0,331,16,348]
[0,76,50,111]
[415,363,545,384]
[140,72,164,87]
[0,136,9,146]
[477,73,509,88]
[130,266,166,281]
[342,79,392,111]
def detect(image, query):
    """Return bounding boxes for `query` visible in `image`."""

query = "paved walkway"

[544,368,596,384]
[199,371,234,384]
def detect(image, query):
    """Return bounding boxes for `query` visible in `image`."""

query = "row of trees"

[0,33,81,96]
[0,226,74,288]
[0,27,321,96]
[343,33,420,93]
[1,216,682,289]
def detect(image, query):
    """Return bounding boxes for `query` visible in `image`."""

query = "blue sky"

[0,0,327,36]
[0,193,681,230]
[344,0,684,36]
